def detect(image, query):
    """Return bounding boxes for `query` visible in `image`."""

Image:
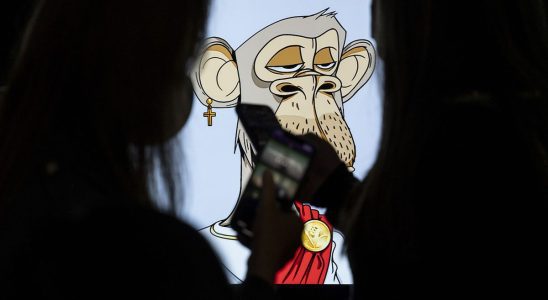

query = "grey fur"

[235,10,347,111]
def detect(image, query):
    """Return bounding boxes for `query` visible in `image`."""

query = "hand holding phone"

[244,171,303,283]
[234,104,351,237]
[231,128,315,240]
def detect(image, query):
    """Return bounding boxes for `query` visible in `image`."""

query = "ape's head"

[191,10,375,171]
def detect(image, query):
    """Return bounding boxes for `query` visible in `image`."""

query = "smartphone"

[231,128,315,239]
[236,104,281,155]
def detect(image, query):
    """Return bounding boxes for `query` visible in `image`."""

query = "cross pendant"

[203,99,216,126]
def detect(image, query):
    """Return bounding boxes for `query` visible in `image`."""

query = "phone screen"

[233,129,314,238]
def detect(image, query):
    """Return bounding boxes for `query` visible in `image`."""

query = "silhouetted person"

[0,1,301,299]
[335,1,548,298]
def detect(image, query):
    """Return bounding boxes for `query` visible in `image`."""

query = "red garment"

[274,201,333,284]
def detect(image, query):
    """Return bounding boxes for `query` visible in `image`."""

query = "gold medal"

[301,220,331,252]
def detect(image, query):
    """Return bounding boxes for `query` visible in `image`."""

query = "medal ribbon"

[274,201,333,284]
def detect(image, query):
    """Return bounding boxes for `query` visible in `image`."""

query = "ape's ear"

[191,38,240,108]
[336,40,376,102]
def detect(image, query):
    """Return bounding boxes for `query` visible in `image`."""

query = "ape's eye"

[268,64,303,73]
[315,62,336,70]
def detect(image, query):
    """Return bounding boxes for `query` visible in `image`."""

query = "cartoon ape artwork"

[191,10,375,284]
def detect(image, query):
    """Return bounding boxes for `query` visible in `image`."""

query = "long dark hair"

[0,0,209,215]
[0,0,36,86]
[345,0,548,258]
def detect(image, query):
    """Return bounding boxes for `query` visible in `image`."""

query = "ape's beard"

[277,111,356,171]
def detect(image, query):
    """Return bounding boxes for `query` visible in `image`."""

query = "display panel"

[179,0,381,285]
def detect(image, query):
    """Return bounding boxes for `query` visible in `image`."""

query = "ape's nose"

[272,82,302,98]
[270,74,342,100]
[316,76,341,94]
